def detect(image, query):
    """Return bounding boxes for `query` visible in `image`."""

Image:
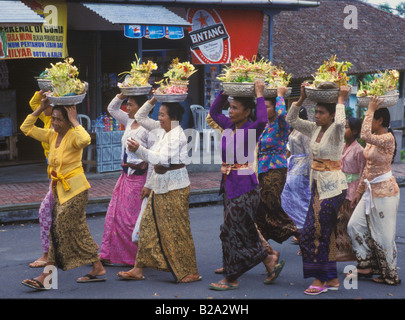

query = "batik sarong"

[100,171,147,265]
[348,193,400,285]
[300,182,346,281]
[221,186,267,282]
[255,168,300,243]
[38,180,54,253]
[335,199,356,261]
[48,189,99,271]
[135,186,199,282]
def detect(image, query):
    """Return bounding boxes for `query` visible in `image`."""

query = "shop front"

[0,0,319,170]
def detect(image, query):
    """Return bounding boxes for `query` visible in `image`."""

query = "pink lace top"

[356,110,399,198]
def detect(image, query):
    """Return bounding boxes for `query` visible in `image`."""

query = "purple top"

[209,92,267,199]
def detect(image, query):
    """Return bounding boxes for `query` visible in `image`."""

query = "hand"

[350,193,362,209]
[297,82,310,105]
[368,96,384,112]
[40,94,52,114]
[64,105,79,127]
[140,187,151,199]
[127,137,140,152]
[117,93,127,100]
[149,97,157,105]
[277,86,288,97]
[338,86,351,104]
[254,79,265,98]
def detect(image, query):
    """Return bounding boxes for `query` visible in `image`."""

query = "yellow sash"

[51,167,84,191]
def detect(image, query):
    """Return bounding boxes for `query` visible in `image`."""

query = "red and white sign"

[186,8,263,65]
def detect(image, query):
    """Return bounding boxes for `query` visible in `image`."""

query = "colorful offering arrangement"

[45,57,87,97]
[357,69,399,97]
[310,55,352,88]
[118,54,157,88]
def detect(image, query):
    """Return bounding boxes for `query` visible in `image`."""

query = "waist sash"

[311,158,341,172]
[363,171,392,215]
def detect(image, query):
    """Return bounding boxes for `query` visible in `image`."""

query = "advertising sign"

[186,8,263,64]
[0,0,68,60]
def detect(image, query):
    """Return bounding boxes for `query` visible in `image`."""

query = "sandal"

[77,274,106,283]
[179,274,202,283]
[29,260,47,268]
[214,267,224,274]
[264,259,285,285]
[117,271,145,280]
[21,278,50,291]
[209,281,239,291]
[304,285,328,296]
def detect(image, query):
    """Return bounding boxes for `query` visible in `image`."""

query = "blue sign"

[124,25,144,39]
[165,26,184,39]
[124,25,184,40]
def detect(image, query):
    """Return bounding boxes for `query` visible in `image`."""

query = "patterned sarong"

[300,181,346,281]
[221,186,267,282]
[135,186,199,282]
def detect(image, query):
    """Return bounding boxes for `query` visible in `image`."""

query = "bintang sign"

[186,8,263,65]
[0,0,67,60]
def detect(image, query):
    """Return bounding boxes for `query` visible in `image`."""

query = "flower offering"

[357,70,399,97]
[118,54,157,88]
[311,55,352,88]
[46,57,86,97]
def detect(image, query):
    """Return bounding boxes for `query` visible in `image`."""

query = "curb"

[0,188,222,224]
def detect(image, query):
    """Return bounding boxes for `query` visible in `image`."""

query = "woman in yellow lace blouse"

[20,98,106,290]
[347,96,400,285]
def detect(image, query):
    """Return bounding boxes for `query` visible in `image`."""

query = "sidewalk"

[0,162,223,223]
[1,161,405,223]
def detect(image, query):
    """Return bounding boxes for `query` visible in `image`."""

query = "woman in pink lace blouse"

[347,96,400,285]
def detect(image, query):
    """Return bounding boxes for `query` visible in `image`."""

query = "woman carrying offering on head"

[286,83,350,295]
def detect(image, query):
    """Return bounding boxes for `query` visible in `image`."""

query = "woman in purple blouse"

[208,80,282,291]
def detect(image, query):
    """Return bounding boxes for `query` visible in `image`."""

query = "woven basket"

[119,85,152,96]
[170,80,189,87]
[222,82,255,97]
[36,78,52,91]
[247,71,267,81]
[305,86,340,103]
[357,93,399,108]
[263,87,292,98]
[154,93,188,102]
[46,92,87,105]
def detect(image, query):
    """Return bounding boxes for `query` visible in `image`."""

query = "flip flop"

[209,281,239,291]
[214,267,224,274]
[325,285,339,291]
[264,259,285,284]
[304,285,328,296]
[76,274,106,283]
[21,278,50,291]
[117,271,145,281]
[29,260,47,268]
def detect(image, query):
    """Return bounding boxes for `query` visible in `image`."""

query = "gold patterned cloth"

[48,189,99,271]
[135,186,199,282]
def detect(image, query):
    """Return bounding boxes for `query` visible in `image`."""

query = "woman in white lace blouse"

[117,97,201,284]
[286,83,350,295]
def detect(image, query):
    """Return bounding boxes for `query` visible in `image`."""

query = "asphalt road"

[1,189,405,315]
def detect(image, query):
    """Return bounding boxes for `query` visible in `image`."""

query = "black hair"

[374,108,397,163]
[128,95,148,108]
[233,96,257,122]
[161,102,185,122]
[52,105,70,123]
[347,117,362,140]
[316,102,336,115]
[299,106,308,120]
